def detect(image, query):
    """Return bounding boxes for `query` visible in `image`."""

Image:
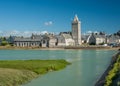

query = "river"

[0,49,116,86]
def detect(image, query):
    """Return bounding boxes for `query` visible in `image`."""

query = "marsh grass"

[0,59,70,86]
[0,68,37,86]
[104,55,120,86]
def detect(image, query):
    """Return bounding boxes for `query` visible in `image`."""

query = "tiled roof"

[94,34,106,38]
[62,34,72,39]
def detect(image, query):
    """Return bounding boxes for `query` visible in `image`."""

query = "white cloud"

[86,31,92,34]
[41,31,48,34]
[85,30,100,35]
[0,30,50,37]
[44,21,53,26]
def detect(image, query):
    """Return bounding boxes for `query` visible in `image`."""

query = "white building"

[57,33,75,46]
[87,33,106,45]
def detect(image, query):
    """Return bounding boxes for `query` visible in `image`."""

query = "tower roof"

[73,15,79,22]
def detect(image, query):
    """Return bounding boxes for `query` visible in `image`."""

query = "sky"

[0,0,120,36]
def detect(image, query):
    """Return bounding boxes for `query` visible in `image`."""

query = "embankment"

[95,51,120,86]
[65,46,120,50]
[0,45,119,50]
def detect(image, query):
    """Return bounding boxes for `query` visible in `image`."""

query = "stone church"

[72,15,81,45]
[13,15,82,47]
[56,15,82,46]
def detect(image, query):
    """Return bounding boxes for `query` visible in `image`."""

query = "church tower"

[72,15,81,45]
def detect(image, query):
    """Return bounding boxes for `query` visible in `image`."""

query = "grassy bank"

[104,55,120,86]
[0,60,70,86]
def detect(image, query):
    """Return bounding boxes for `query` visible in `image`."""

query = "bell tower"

[72,15,81,45]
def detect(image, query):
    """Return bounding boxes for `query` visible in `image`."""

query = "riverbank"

[0,60,70,86]
[95,51,120,86]
[0,46,65,50]
[65,46,120,50]
[0,45,119,50]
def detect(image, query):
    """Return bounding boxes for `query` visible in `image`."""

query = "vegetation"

[0,59,70,86]
[104,55,120,86]
[0,68,37,86]
[0,37,9,46]
[1,41,9,46]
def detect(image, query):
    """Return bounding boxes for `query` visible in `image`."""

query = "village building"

[87,33,106,45]
[106,35,120,45]
[14,33,57,48]
[57,32,75,46]
[41,34,57,47]
[81,35,89,44]
[14,36,42,47]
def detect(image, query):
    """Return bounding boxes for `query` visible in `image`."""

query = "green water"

[0,49,116,86]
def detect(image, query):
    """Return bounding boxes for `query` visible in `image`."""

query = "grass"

[0,68,37,86]
[104,55,120,86]
[0,59,70,86]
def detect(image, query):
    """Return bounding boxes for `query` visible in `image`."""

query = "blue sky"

[0,0,120,36]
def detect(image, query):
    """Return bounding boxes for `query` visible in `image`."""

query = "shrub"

[1,41,8,46]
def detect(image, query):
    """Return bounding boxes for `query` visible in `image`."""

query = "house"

[41,34,57,47]
[87,33,106,45]
[14,37,42,47]
[106,35,120,44]
[14,33,57,48]
[81,35,89,44]
[57,33,75,46]
[95,34,106,45]
[14,34,42,47]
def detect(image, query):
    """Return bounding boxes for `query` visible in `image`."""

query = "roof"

[107,35,120,40]
[31,34,42,39]
[81,35,89,40]
[62,34,72,39]
[94,34,106,38]
[73,15,79,22]
[72,15,80,23]
[42,34,56,39]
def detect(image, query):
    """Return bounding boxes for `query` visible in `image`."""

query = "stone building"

[14,35,42,47]
[72,15,81,45]
[41,34,57,47]
[14,34,57,48]
[87,33,106,45]
[57,32,75,46]
[106,35,120,44]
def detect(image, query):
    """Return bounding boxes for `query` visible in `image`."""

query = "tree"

[99,31,105,35]
[1,41,8,46]
[116,30,120,36]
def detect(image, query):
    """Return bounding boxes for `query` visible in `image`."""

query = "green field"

[0,60,70,86]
